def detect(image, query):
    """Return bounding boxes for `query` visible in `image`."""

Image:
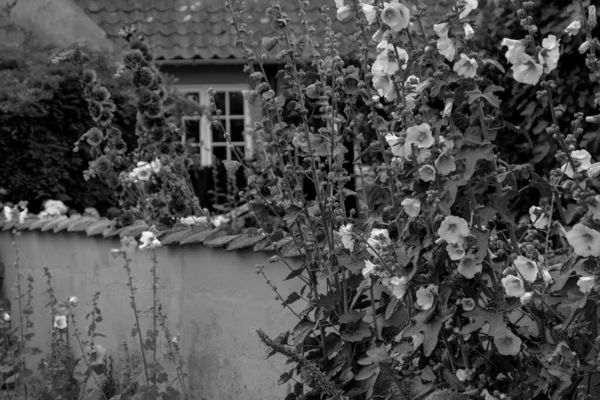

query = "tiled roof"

[73,0,362,60]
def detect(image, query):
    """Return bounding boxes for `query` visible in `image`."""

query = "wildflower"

[381,1,410,31]
[538,35,560,73]
[150,158,162,173]
[373,72,395,99]
[212,215,230,227]
[446,241,466,260]
[68,296,79,307]
[458,253,482,279]
[367,228,391,257]
[437,38,456,62]
[401,198,421,217]
[566,223,600,257]
[387,276,408,299]
[3,312,10,322]
[541,268,552,284]
[372,44,409,75]
[406,123,434,149]
[180,216,208,226]
[435,152,457,175]
[456,368,470,382]
[437,215,470,244]
[502,275,526,298]
[529,205,550,229]
[418,164,436,182]
[520,292,533,305]
[494,329,522,356]
[54,315,67,330]
[18,208,27,224]
[562,149,592,178]
[513,255,538,282]
[3,206,12,221]
[360,3,378,24]
[565,20,582,36]
[501,38,527,64]
[463,23,475,40]
[336,5,352,20]
[461,297,475,311]
[338,224,355,252]
[459,0,478,19]
[453,53,478,78]
[511,54,543,85]
[363,260,378,279]
[416,284,438,310]
[132,162,153,181]
[577,276,595,294]
[139,231,161,250]
[412,333,424,349]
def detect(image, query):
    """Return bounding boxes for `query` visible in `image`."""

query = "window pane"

[185,92,199,103]
[230,91,244,116]
[184,119,200,140]
[212,92,226,114]
[212,146,227,163]
[211,121,226,142]
[230,118,245,142]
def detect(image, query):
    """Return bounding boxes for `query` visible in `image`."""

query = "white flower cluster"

[128,159,162,182]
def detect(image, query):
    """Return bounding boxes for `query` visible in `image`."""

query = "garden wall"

[0,229,303,400]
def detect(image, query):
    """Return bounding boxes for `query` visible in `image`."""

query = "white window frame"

[177,84,253,167]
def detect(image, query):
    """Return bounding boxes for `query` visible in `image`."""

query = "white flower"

[3,206,12,221]
[520,292,533,305]
[150,158,162,173]
[463,23,474,40]
[372,44,408,75]
[361,3,378,24]
[541,268,552,284]
[367,228,391,257]
[18,208,27,224]
[437,216,470,244]
[453,53,478,78]
[435,152,457,175]
[437,37,456,61]
[381,1,410,31]
[529,205,550,229]
[565,20,581,36]
[446,240,466,260]
[456,368,470,382]
[416,284,438,310]
[539,35,560,73]
[406,123,434,149]
[579,39,592,54]
[3,312,10,322]
[512,54,543,85]
[180,216,208,226]
[385,134,411,158]
[577,276,595,294]
[458,253,482,279]
[433,22,449,38]
[562,149,592,178]
[131,162,153,181]
[39,200,68,217]
[566,223,600,257]
[459,0,478,19]
[494,329,522,356]
[54,315,67,330]
[363,260,378,279]
[418,164,436,182]
[336,5,352,20]
[513,255,538,282]
[68,296,79,307]
[212,215,230,227]
[461,297,475,311]
[481,389,499,400]
[338,224,355,252]
[139,231,161,250]
[401,198,421,217]
[387,276,408,299]
[589,195,600,219]
[373,72,395,99]
[501,38,528,65]
[502,275,526,298]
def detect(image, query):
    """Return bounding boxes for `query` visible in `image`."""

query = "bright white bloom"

[3,313,10,322]
[416,284,438,310]
[3,206,12,221]
[131,162,153,181]
[439,136,454,152]
[418,164,436,182]
[501,38,527,64]
[435,152,457,175]
[139,231,161,250]
[577,276,595,294]
[212,215,230,227]
[68,296,79,307]
[387,276,408,299]
[338,224,355,252]
[336,5,352,20]
[381,1,410,31]
[373,72,395,99]
[401,198,421,217]
[18,208,27,224]
[579,39,592,54]
[463,23,474,40]
[180,216,208,226]
[538,35,560,73]
[437,216,470,244]
[361,3,378,24]
[39,200,68,217]
[433,22,449,38]
[372,44,408,75]
[150,158,162,173]
[459,0,478,19]
[589,195,600,219]
[461,297,475,311]
[566,223,600,257]
[367,228,391,257]
[54,315,67,330]
[494,329,522,356]
[458,253,482,279]
[565,20,581,36]
[502,275,526,298]
[453,53,478,78]
[514,255,538,282]
[446,240,466,260]
[541,268,552,284]
[520,292,533,305]
[562,149,592,178]
[385,134,407,157]
[529,206,550,229]
[406,123,434,149]
[456,368,470,382]
[363,260,378,279]
[437,37,456,61]
[512,54,543,85]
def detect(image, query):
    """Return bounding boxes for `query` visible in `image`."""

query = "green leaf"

[339,310,365,324]
[342,320,372,342]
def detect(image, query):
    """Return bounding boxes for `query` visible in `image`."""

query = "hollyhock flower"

[68,296,79,307]
[385,133,404,157]
[459,0,478,19]
[212,215,230,227]
[562,149,592,178]
[88,343,107,364]
[461,297,475,311]
[446,241,466,260]
[180,216,208,226]
[372,44,409,75]
[416,148,432,164]
[565,20,581,36]
[54,315,67,330]
[514,255,538,282]
[120,236,138,254]
[437,37,456,61]
[501,38,527,64]
[381,1,410,32]
[456,369,470,382]
[577,276,595,294]
[453,53,478,78]
[405,75,420,91]
[18,208,27,224]
[406,123,434,149]
[433,22,449,38]
[3,312,10,322]
[520,292,533,305]
[367,228,391,257]
[541,268,552,284]
[458,254,482,279]
[439,137,454,152]
[416,284,438,310]
[139,231,161,250]
[387,276,408,299]
[372,72,395,99]
[437,216,470,244]
[401,198,421,217]
[494,329,522,356]
[538,35,560,73]
[361,3,378,24]
[363,260,378,279]
[336,5,352,20]
[589,195,600,219]
[512,54,543,85]
[529,206,550,229]
[338,224,355,252]
[566,223,600,257]
[3,206,12,221]
[412,333,424,349]
[150,158,162,173]
[579,39,592,54]
[418,164,436,182]
[40,200,68,217]
[463,23,474,40]
[502,275,526,298]
[132,162,153,181]
[435,152,457,175]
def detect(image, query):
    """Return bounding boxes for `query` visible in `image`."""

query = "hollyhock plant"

[513,255,539,282]
[502,275,526,298]
[562,149,592,178]
[338,224,355,252]
[566,223,600,257]
[381,0,410,32]
[458,253,482,279]
[577,276,595,293]
[511,54,544,85]
[416,284,438,310]
[418,164,436,182]
[405,123,434,149]
[401,198,421,217]
[437,216,470,244]
[453,53,478,78]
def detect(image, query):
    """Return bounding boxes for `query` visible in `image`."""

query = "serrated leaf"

[342,320,372,342]
[227,234,266,251]
[67,216,98,232]
[180,228,221,245]
[119,220,149,238]
[85,219,114,237]
[204,234,240,248]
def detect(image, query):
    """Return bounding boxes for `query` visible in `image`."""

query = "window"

[179,85,253,167]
